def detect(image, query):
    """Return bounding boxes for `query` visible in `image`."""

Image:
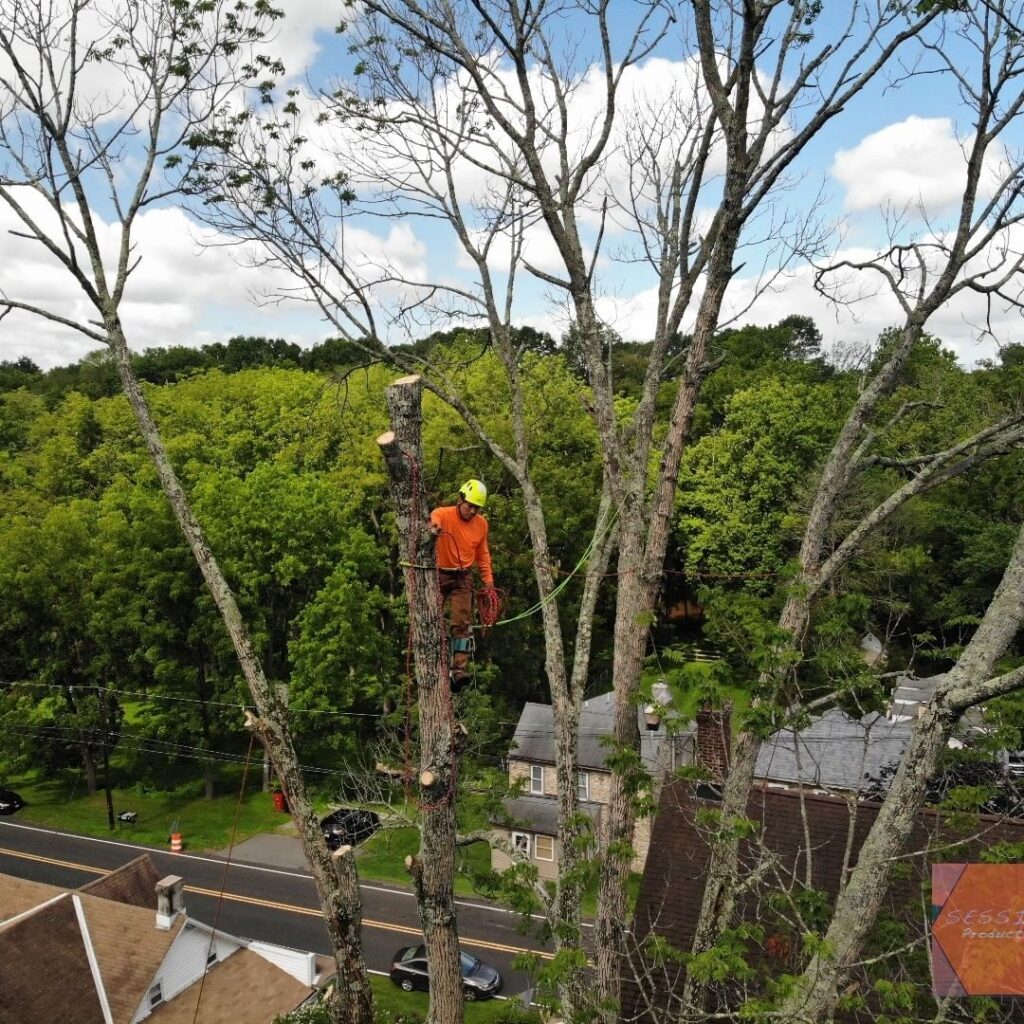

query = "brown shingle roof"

[146,949,312,1024]
[0,874,65,923]
[79,854,162,909]
[77,892,185,1024]
[0,869,182,1024]
[0,894,106,1024]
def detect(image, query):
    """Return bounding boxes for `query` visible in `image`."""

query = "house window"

[149,983,163,1009]
[533,835,554,861]
[530,765,544,795]
[577,771,590,802]
[512,831,531,857]
[207,946,217,965]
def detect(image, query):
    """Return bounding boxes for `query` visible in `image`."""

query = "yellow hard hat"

[459,479,488,508]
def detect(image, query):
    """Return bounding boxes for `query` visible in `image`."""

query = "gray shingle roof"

[510,692,687,772]
[754,709,914,792]
[500,795,604,836]
[890,673,946,714]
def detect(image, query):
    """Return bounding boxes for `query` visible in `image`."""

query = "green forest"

[3,319,1023,817]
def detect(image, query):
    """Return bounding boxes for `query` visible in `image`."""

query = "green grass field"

[7,769,287,851]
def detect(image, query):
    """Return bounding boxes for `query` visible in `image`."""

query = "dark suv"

[319,808,380,851]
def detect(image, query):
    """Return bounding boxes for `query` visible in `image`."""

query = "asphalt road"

[0,818,550,1001]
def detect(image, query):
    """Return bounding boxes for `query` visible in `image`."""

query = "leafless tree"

[687,3,1024,1018]
[181,0,986,1017]
[0,4,373,1022]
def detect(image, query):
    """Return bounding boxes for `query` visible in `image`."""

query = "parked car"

[389,945,502,1001]
[0,789,24,816]
[319,808,380,851]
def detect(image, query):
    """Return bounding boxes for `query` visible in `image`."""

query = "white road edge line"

[0,820,592,928]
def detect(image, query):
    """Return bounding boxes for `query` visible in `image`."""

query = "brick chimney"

[155,875,185,930]
[695,702,732,783]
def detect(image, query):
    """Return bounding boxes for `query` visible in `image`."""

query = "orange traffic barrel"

[170,832,183,853]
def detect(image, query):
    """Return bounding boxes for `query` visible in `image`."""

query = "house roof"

[79,853,161,909]
[501,795,604,836]
[0,874,65,922]
[625,779,1024,1023]
[0,884,186,1024]
[146,948,312,1024]
[510,692,685,772]
[891,673,946,709]
[622,778,1024,1019]
[78,890,186,1023]
[754,709,914,792]
[0,894,107,1024]
[0,854,327,1024]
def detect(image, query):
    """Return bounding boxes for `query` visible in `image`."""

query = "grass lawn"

[369,974,538,1023]
[7,768,290,852]
[352,796,495,899]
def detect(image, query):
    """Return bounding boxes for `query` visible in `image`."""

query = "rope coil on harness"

[476,586,504,630]
[472,507,620,630]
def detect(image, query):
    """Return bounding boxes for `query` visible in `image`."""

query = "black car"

[319,808,380,851]
[389,945,502,1001]
[0,789,24,816]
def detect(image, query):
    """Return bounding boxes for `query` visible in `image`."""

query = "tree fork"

[378,374,464,1024]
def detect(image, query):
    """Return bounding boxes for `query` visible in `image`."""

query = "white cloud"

[0,193,428,368]
[833,116,971,215]
[266,0,349,81]
[592,241,1014,367]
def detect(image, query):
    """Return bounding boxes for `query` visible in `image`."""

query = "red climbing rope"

[476,586,505,631]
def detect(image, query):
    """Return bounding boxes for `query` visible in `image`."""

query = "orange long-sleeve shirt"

[429,505,494,585]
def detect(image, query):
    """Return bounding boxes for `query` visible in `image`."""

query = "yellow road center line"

[0,846,552,960]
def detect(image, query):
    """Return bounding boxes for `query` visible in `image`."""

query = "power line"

[2,722,383,782]
[4,681,388,718]
[2,721,516,798]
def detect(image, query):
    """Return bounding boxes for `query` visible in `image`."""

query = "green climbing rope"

[480,506,619,629]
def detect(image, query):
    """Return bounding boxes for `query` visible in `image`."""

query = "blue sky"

[1,2,1021,369]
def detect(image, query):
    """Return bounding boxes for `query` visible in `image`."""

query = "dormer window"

[530,765,544,795]
[577,772,590,802]
[149,983,163,1009]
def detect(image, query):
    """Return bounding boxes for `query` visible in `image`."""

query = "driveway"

[220,827,310,872]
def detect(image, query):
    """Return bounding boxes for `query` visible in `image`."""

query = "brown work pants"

[438,569,473,639]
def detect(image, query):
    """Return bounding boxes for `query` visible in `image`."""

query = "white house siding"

[248,941,318,986]
[131,925,240,1022]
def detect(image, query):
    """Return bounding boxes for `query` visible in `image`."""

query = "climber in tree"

[429,479,496,687]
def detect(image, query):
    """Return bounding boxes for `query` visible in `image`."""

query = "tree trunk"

[686,322,926,993]
[595,213,742,1016]
[378,374,464,1024]
[100,688,114,831]
[203,760,216,801]
[779,519,1024,1022]
[107,326,373,1024]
